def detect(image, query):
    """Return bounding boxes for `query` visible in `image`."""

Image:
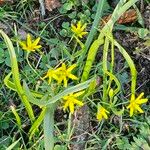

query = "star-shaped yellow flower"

[42,69,59,84]
[71,21,88,38]
[57,63,78,87]
[19,34,42,52]
[127,92,148,117]
[96,105,109,121]
[63,91,84,114]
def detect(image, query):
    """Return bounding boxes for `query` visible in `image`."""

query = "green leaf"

[63,2,73,10]
[4,72,17,91]
[54,145,67,150]
[29,107,46,140]
[23,78,94,106]
[138,28,149,39]
[6,138,21,150]
[144,39,150,47]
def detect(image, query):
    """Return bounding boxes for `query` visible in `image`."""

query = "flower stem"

[102,37,109,102]
[78,0,106,64]
[114,40,137,94]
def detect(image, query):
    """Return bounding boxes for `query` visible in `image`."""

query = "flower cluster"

[43,63,78,87]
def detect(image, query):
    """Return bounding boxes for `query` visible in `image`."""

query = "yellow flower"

[71,21,88,38]
[42,69,59,84]
[63,91,84,114]
[127,92,148,117]
[57,63,78,87]
[19,34,42,52]
[96,105,109,121]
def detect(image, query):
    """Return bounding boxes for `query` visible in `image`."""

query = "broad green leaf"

[23,78,94,106]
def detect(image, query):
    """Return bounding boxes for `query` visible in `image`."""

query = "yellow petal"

[135,105,144,113]
[80,31,88,36]
[103,107,109,114]
[62,63,66,70]
[135,92,144,101]
[42,74,48,80]
[63,100,69,110]
[74,91,85,97]
[129,107,134,117]
[127,104,131,109]
[48,77,52,84]
[68,73,78,80]
[97,114,102,121]
[34,45,42,49]
[67,64,77,72]
[136,98,148,104]
[27,34,32,47]
[57,77,63,84]
[63,77,68,87]
[77,21,82,29]
[81,23,87,31]
[69,102,74,114]
[71,24,77,32]
[52,73,59,80]
[102,112,108,119]
[73,99,84,106]
[32,37,40,46]
[19,41,26,48]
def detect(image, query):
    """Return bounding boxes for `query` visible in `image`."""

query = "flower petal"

[63,77,68,87]
[73,99,84,106]
[67,64,77,72]
[34,45,42,49]
[69,102,74,114]
[102,112,108,119]
[81,23,87,31]
[135,105,144,113]
[63,100,69,111]
[32,37,40,46]
[68,73,78,80]
[136,92,144,101]
[27,34,32,47]
[74,91,85,97]
[129,107,134,117]
[77,21,82,29]
[136,98,148,104]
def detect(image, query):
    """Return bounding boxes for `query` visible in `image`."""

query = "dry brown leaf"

[0,0,4,5]
[101,9,137,26]
[45,0,61,11]
[0,0,14,5]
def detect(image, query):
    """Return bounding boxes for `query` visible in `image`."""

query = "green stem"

[0,30,35,122]
[26,52,38,75]
[78,0,106,64]
[102,37,109,102]
[114,40,137,94]
[44,106,55,150]
[81,38,104,82]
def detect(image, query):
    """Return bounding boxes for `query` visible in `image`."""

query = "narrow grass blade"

[6,138,21,150]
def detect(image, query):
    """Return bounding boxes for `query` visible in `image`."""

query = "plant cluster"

[0,0,149,149]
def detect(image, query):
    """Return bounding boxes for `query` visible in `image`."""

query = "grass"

[0,0,150,149]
